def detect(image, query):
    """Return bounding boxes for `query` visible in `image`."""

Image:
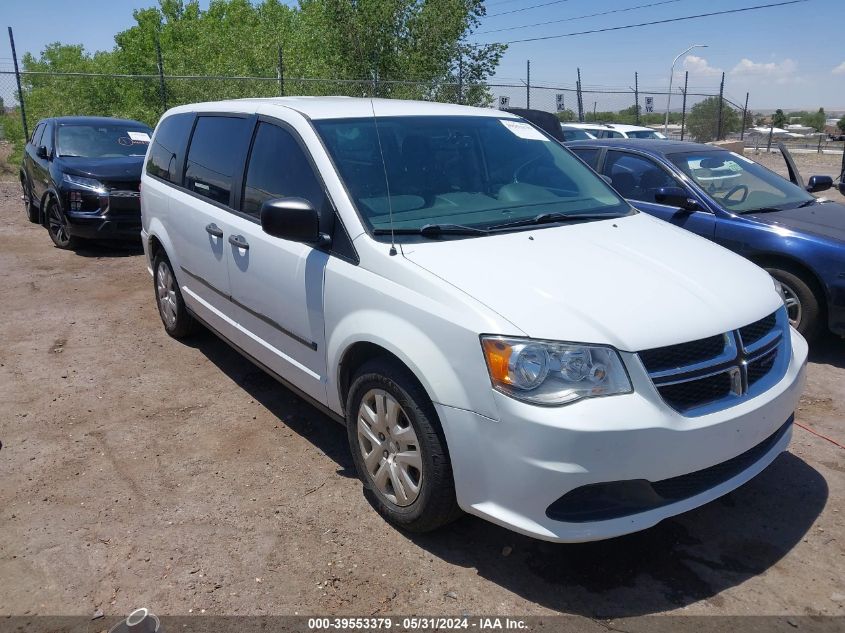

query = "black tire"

[346,358,462,533]
[766,266,822,342]
[152,253,196,339]
[21,178,39,223]
[45,197,80,250]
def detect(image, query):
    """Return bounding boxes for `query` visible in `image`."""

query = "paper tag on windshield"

[128,131,151,143]
[500,119,549,141]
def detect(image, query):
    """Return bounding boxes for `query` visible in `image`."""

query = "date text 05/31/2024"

[307,617,529,630]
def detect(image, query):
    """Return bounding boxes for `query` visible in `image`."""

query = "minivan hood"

[57,156,145,181]
[745,200,845,242]
[401,213,782,352]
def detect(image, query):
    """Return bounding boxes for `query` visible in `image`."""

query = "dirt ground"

[0,179,843,619]
[749,149,845,204]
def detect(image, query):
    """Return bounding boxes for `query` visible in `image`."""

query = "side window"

[184,116,251,205]
[30,123,45,146]
[241,122,326,217]
[42,122,54,154]
[571,148,600,170]
[603,151,681,203]
[146,112,194,184]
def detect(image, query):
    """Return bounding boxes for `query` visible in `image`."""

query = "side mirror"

[36,145,49,160]
[654,186,699,211]
[838,180,845,196]
[260,197,331,246]
[805,175,833,193]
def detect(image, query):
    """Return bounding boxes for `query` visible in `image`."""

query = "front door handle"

[205,223,223,238]
[228,234,249,250]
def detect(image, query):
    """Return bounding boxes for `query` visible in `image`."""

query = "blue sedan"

[566,138,845,341]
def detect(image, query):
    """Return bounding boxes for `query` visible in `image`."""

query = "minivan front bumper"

[436,330,808,542]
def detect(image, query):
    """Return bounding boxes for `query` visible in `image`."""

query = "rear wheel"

[45,197,79,250]
[767,266,822,342]
[346,358,462,533]
[21,178,39,223]
[153,253,195,339]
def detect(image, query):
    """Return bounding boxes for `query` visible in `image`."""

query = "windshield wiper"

[488,212,615,231]
[372,223,488,238]
[741,207,786,214]
[796,199,818,208]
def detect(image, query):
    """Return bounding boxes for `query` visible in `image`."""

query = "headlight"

[481,336,632,406]
[63,173,106,193]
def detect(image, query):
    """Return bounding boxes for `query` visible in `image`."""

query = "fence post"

[680,71,688,141]
[576,68,584,123]
[526,60,530,109]
[277,46,285,97]
[716,71,725,141]
[740,92,749,140]
[457,54,463,105]
[634,72,640,124]
[155,38,167,113]
[766,120,774,152]
[7,27,28,141]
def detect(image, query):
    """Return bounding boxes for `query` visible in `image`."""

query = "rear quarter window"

[146,112,195,184]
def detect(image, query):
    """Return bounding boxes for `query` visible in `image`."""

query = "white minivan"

[141,97,807,542]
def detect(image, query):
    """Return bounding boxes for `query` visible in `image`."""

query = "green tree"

[838,117,845,132]
[686,97,740,142]
[772,109,787,128]
[802,107,826,132]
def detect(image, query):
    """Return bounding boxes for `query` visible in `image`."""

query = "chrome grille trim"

[638,308,789,416]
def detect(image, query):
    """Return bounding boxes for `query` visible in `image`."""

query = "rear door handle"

[205,223,223,238]
[228,234,249,250]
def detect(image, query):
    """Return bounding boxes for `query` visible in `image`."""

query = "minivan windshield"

[57,123,153,158]
[668,150,814,213]
[314,116,630,237]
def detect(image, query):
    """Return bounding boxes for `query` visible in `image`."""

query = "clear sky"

[2,0,843,112]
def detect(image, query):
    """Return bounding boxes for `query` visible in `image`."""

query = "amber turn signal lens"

[482,338,513,385]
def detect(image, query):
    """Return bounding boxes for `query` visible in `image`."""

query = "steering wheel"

[513,155,544,184]
[722,184,749,204]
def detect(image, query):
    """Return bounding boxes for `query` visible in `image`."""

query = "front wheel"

[45,198,80,250]
[346,358,462,533]
[768,267,822,342]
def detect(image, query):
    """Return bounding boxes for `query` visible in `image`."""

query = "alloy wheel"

[47,201,71,247]
[156,261,178,330]
[356,389,423,507]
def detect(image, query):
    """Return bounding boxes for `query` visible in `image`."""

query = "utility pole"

[526,60,530,109]
[680,71,689,141]
[457,53,463,105]
[576,67,584,123]
[740,91,749,140]
[634,72,640,124]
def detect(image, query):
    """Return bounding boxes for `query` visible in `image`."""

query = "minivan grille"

[639,335,726,373]
[638,309,787,416]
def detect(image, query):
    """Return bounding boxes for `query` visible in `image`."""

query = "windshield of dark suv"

[314,115,630,237]
[57,123,153,158]
[668,150,814,213]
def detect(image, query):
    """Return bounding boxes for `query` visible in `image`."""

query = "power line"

[499,0,808,44]
[487,0,576,18]
[476,0,687,35]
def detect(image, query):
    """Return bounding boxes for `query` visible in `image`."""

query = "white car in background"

[141,97,806,542]
[565,122,668,139]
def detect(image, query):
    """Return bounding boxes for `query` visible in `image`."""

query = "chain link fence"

[1,67,750,174]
